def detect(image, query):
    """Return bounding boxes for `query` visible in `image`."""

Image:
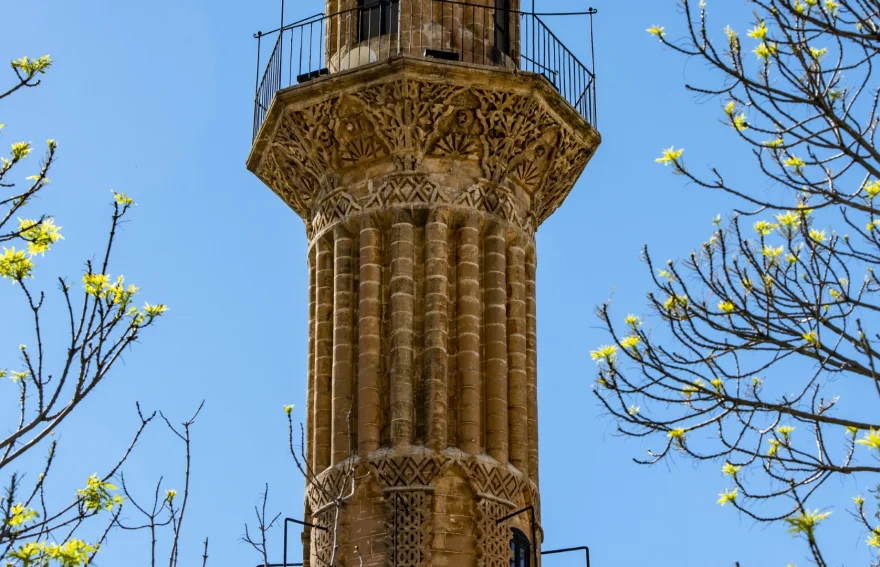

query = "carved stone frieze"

[248,56,600,240]
[307,451,533,508]
[367,451,445,488]
[304,448,540,567]
[307,175,535,241]
[460,457,526,504]
[306,462,355,513]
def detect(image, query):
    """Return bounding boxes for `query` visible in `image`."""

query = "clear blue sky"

[2,1,874,565]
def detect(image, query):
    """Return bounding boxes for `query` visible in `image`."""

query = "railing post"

[279,0,285,87]
[589,8,596,127]
[253,32,263,141]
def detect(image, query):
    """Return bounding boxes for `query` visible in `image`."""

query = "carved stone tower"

[247,1,600,565]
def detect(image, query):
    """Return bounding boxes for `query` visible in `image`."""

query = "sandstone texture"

[249,45,600,567]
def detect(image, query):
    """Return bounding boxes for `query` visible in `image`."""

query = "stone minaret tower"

[247,1,600,565]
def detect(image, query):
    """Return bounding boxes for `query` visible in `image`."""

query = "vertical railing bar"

[557,34,562,93]
[531,8,535,74]
[279,0,284,91]
[287,29,293,86]
[348,9,352,71]
[439,0,443,57]
[556,44,571,100]
[309,22,314,74]
[587,75,592,122]
[533,16,537,73]
[544,23,548,85]
[335,11,340,73]
[589,8,597,126]
[579,69,583,119]
[253,32,262,140]
[515,10,519,69]
[563,43,567,99]
[459,3,463,63]
[472,4,476,65]
[483,2,487,64]
[567,44,572,100]
[580,67,584,116]
[537,19,541,77]
[554,31,558,88]
[299,27,304,77]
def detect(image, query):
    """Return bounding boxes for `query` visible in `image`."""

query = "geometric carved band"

[306,450,539,566]
[310,174,536,244]
[307,451,535,515]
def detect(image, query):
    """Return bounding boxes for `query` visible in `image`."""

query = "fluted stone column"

[457,216,482,456]
[332,227,355,464]
[314,236,334,474]
[507,238,528,476]
[390,213,416,448]
[358,215,383,457]
[424,210,450,452]
[306,248,317,475]
[526,248,540,487]
[484,223,508,464]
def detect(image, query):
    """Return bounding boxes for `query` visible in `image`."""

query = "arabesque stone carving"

[249,56,599,244]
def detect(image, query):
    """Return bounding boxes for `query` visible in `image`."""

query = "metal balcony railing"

[252,1,598,141]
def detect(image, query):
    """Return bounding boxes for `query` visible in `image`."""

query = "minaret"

[248,1,600,565]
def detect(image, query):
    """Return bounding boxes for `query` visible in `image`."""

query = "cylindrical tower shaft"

[249,2,600,562]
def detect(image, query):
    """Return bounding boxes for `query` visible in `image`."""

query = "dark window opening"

[358,0,400,41]
[510,529,530,567]
[494,0,511,59]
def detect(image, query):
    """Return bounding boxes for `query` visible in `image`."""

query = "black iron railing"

[252,2,598,140]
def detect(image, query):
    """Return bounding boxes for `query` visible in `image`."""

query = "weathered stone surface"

[249,46,599,567]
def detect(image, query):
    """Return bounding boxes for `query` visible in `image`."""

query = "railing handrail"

[256,2,598,39]
[255,12,326,38]
[532,13,595,80]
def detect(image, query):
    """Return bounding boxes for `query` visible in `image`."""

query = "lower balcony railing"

[252,1,598,140]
